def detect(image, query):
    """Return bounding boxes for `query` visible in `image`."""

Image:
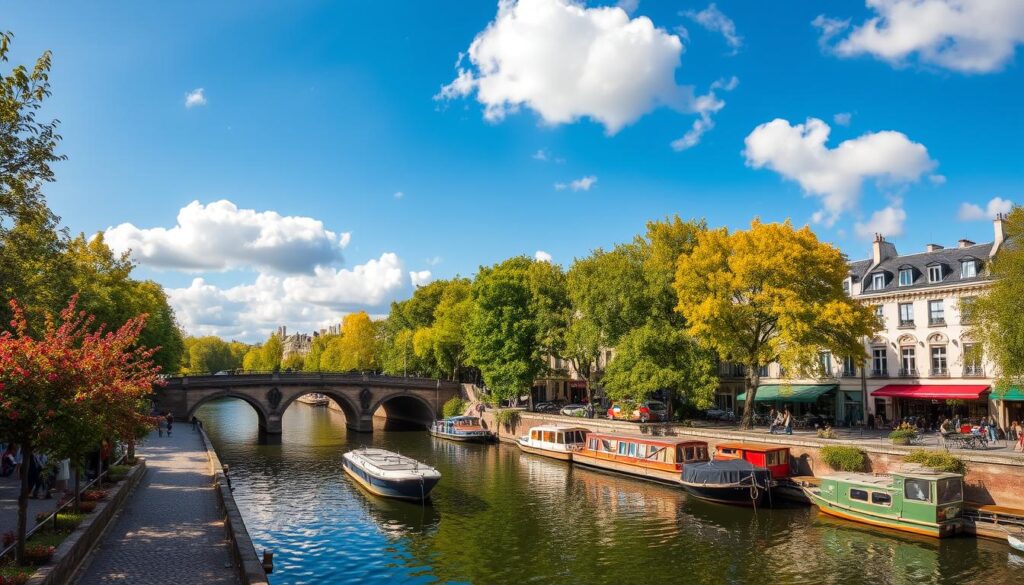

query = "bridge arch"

[369,392,437,429]
[278,390,362,430]
[186,389,271,432]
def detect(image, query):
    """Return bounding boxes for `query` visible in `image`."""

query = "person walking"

[191,416,199,432]
[157,416,165,437]
[165,413,174,437]
[988,416,999,443]
[27,452,42,499]
[783,408,793,435]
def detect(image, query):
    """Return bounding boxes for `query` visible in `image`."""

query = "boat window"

[904,479,932,503]
[637,444,647,458]
[871,492,892,507]
[937,478,963,504]
[684,447,696,461]
[618,442,628,455]
[543,431,554,443]
[628,443,637,457]
[575,431,586,443]
[696,447,708,461]
[555,433,564,444]
[647,446,663,461]
[850,489,869,501]
[720,448,736,456]
[601,439,613,452]
[532,430,540,441]
[589,438,597,450]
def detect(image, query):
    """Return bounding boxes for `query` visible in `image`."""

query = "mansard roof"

[851,242,993,295]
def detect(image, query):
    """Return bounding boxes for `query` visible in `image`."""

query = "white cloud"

[409,270,433,287]
[671,76,738,151]
[393,191,404,199]
[855,204,907,239]
[184,88,207,108]
[684,3,742,52]
[616,0,639,15]
[105,200,349,273]
[532,149,549,161]
[534,250,553,263]
[555,175,598,191]
[742,118,936,225]
[833,112,852,126]
[958,197,1014,221]
[816,0,1024,73]
[437,0,724,143]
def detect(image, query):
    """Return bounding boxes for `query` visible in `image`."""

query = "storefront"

[872,384,990,427]
[736,384,839,424]
[997,386,1024,428]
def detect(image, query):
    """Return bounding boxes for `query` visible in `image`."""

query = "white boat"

[342,448,441,501]
[1010,531,1024,553]
[516,425,588,461]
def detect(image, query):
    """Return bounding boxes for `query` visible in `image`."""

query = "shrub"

[77,501,97,513]
[889,428,917,444]
[816,426,837,439]
[493,409,520,429]
[55,513,85,529]
[820,445,869,472]
[0,570,31,585]
[442,397,467,419]
[22,544,54,565]
[904,450,968,475]
[107,464,132,482]
[81,489,107,502]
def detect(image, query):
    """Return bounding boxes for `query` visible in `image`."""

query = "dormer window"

[927,265,943,283]
[960,259,978,278]
[842,279,851,294]
[872,273,885,290]
[898,268,913,286]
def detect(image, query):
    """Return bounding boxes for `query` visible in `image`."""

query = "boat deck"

[353,448,426,471]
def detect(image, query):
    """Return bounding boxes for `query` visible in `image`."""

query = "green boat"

[802,468,965,538]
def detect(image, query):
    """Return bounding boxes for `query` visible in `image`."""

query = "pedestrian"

[191,416,199,432]
[0,444,15,477]
[988,416,999,442]
[157,416,165,437]
[165,413,174,436]
[27,452,42,499]
[783,408,793,435]
[585,402,594,419]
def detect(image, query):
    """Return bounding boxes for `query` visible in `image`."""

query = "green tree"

[282,352,304,371]
[973,206,1024,393]
[303,333,336,371]
[413,278,474,380]
[242,333,283,371]
[673,219,876,428]
[182,336,238,374]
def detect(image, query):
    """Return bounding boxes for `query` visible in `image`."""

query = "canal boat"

[573,432,709,484]
[297,393,330,406]
[428,416,495,443]
[712,442,807,503]
[680,459,775,507]
[342,448,441,501]
[517,425,589,461]
[801,469,965,538]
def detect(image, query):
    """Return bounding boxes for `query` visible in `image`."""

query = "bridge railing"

[160,370,461,389]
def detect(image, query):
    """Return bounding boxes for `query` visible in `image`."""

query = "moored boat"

[428,416,495,443]
[1010,530,1024,553]
[297,393,330,406]
[517,425,588,461]
[802,468,964,538]
[680,459,774,507]
[713,442,805,503]
[573,432,709,484]
[342,448,441,501]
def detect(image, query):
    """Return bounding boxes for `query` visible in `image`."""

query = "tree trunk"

[16,441,33,565]
[741,367,760,429]
[127,438,136,463]
[74,463,81,514]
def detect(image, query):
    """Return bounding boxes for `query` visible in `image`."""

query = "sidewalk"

[0,468,59,536]
[72,429,239,585]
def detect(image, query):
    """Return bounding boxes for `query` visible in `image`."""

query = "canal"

[197,399,1024,585]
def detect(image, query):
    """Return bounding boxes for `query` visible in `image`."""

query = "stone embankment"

[481,410,1024,508]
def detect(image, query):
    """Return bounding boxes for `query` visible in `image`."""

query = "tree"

[303,333,335,371]
[335,312,378,371]
[182,336,240,374]
[242,333,283,371]
[467,257,545,404]
[412,279,474,380]
[602,322,717,409]
[673,219,876,428]
[281,352,304,371]
[973,206,1024,393]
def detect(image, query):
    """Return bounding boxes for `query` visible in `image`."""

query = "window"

[961,260,978,278]
[819,352,833,376]
[937,478,963,505]
[842,279,851,294]
[928,265,943,283]
[757,365,769,377]
[871,492,893,506]
[931,346,948,376]
[850,488,869,501]
[900,348,917,376]
[627,442,637,457]
[899,268,913,286]
[618,441,628,455]
[904,479,931,502]
[959,297,976,324]
[874,305,884,322]
[589,438,598,450]
[684,447,696,461]
[963,343,983,376]
[929,300,945,325]
[555,433,564,444]
[899,303,914,326]
[872,348,887,376]
[872,273,885,289]
[843,357,856,377]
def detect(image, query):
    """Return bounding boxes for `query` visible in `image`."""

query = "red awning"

[568,380,588,389]
[873,384,990,400]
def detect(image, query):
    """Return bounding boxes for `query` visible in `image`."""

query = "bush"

[889,428,917,444]
[904,450,968,475]
[107,464,132,482]
[55,513,85,529]
[442,397,467,419]
[0,569,31,585]
[22,544,54,565]
[493,409,520,429]
[81,489,107,502]
[820,445,869,472]
[77,501,97,513]
[816,426,837,439]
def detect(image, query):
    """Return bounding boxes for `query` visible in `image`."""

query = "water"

[197,399,1024,585]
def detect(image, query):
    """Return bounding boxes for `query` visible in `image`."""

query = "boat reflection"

[349,482,442,538]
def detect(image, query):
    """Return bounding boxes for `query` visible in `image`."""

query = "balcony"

[929,317,946,326]
[963,365,985,377]
[871,369,887,377]
[898,319,915,328]
[841,369,857,378]
[898,368,919,377]
[930,367,949,377]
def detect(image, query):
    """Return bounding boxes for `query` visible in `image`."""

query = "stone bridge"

[154,372,461,437]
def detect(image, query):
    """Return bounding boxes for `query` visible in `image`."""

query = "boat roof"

[529,425,590,433]
[586,431,707,447]
[716,442,790,452]
[824,472,895,488]
[446,416,480,422]
[348,448,434,472]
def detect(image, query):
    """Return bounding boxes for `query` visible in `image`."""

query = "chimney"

[926,243,944,252]
[991,213,1007,257]
[872,233,898,264]
[957,239,975,249]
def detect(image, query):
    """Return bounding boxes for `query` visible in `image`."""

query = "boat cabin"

[713,443,792,479]
[448,416,485,430]
[525,426,588,450]
[582,432,709,471]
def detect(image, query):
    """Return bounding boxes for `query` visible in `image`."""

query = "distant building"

[277,323,341,359]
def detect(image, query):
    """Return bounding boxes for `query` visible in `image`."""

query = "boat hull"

[428,428,494,443]
[343,460,440,501]
[680,482,770,507]
[804,488,958,538]
[516,441,573,461]
[1010,533,1024,553]
[572,452,681,485]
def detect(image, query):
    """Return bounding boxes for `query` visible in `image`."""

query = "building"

[532,349,615,404]
[277,324,341,360]
[719,214,1021,430]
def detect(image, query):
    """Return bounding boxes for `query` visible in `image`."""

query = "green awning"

[842,391,864,403]
[996,387,1024,401]
[736,384,837,403]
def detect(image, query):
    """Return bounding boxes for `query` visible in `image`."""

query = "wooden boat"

[802,469,965,538]
[680,459,774,507]
[1010,531,1024,553]
[428,416,494,443]
[713,442,806,503]
[517,425,588,461]
[573,432,709,484]
[342,448,441,501]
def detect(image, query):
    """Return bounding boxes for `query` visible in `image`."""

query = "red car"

[607,400,668,423]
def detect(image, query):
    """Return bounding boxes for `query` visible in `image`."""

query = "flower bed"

[80,489,107,502]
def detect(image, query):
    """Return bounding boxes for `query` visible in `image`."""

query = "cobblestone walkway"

[0,469,60,536]
[73,429,239,585]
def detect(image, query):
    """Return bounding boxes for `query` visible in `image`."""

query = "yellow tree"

[673,219,876,428]
[336,312,378,371]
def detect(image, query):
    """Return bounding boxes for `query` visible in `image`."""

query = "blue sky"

[5,0,1022,341]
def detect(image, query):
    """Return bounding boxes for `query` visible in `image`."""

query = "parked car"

[559,404,588,417]
[703,408,736,421]
[607,400,668,423]
[534,401,564,414]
